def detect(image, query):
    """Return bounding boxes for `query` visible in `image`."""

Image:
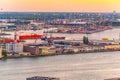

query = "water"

[3,28,120,41]
[51,28,120,40]
[1,52,120,80]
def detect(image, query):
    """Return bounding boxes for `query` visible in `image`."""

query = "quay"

[1,38,120,59]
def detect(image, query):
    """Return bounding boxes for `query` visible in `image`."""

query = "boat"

[41,36,65,41]
[19,34,43,39]
[52,37,65,40]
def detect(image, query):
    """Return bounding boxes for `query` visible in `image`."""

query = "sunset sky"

[0,0,120,12]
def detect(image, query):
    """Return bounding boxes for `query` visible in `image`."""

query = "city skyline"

[0,0,120,12]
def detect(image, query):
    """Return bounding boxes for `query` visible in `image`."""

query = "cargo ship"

[41,36,65,40]
[52,37,65,40]
[19,34,43,39]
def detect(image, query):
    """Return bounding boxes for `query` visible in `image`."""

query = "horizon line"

[0,11,118,13]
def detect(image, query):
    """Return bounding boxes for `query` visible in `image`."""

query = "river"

[2,28,120,44]
[0,52,120,80]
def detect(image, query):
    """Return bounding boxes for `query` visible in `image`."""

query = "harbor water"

[2,28,120,43]
[1,52,120,80]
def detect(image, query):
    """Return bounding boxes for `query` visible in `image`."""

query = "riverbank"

[44,26,114,34]
[1,48,120,60]
[1,28,120,60]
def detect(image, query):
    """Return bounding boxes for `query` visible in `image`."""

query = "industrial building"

[104,45,120,50]
[24,45,39,55]
[24,44,56,56]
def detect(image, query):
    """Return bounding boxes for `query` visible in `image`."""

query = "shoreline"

[1,49,120,60]
[44,27,114,34]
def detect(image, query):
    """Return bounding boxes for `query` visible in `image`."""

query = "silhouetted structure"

[26,76,60,80]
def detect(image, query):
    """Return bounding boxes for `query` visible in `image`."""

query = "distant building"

[24,44,56,55]
[112,21,120,26]
[104,44,120,49]
[7,25,16,30]
[6,43,23,54]
[24,45,39,55]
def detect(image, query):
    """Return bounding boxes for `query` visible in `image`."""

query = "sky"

[0,0,120,12]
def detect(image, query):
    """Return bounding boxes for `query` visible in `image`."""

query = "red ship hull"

[19,34,43,39]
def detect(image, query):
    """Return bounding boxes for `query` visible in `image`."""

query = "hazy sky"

[0,0,120,12]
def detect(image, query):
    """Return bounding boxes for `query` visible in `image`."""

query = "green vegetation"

[83,36,89,44]
[66,51,75,54]
[20,54,25,57]
[2,50,7,57]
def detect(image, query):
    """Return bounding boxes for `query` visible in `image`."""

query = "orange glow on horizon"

[0,0,120,12]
